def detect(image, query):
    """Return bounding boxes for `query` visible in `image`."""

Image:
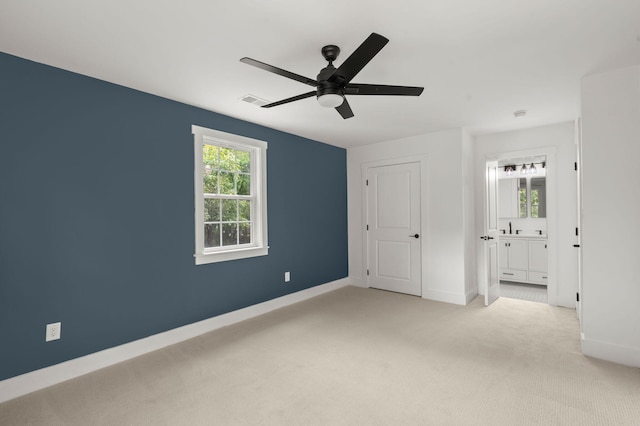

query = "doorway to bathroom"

[497,155,549,304]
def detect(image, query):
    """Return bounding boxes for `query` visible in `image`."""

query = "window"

[192,125,268,265]
[519,184,527,218]
[530,188,540,218]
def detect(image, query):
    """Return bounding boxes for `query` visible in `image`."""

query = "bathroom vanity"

[499,234,548,285]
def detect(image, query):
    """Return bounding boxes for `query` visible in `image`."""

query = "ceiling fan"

[240,33,424,119]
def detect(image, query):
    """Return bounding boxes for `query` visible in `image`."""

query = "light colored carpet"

[1,286,639,425]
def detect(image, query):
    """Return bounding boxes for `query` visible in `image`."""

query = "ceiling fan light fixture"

[317,93,344,108]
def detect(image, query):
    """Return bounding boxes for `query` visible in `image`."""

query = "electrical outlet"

[284,272,290,283]
[46,322,61,342]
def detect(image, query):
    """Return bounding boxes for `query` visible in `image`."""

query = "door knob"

[409,234,420,239]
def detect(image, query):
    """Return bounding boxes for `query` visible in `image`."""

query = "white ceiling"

[1,0,639,148]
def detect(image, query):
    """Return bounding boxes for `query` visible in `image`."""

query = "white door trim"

[574,119,584,330]
[361,155,429,297]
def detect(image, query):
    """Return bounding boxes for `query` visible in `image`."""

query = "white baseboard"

[422,288,468,305]
[465,289,478,305]
[0,278,351,404]
[348,276,367,288]
[581,336,640,368]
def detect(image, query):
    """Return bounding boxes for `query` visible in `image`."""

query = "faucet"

[509,222,512,235]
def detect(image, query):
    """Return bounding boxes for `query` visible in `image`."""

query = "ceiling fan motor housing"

[317,65,344,99]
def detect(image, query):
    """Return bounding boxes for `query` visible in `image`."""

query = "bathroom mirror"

[499,178,527,219]
[530,177,546,218]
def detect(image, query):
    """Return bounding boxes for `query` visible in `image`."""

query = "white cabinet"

[499,237,547,285]
[499,238,528,281]
[528,240,548,284]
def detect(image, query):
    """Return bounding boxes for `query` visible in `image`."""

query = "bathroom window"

[192,125,268,265]
[530,188,540,218]
[519,185,527,218]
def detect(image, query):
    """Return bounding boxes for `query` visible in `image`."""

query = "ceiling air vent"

[239,94,269,107]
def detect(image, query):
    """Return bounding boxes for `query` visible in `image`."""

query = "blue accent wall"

[0,52,348,381]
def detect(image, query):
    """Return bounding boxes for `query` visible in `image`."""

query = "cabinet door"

[529,240,548,272]
[499,240,509,269]
[508,239,528,270]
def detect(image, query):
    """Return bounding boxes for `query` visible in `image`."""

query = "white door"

[367,162,421,296]
[483,160,500,306]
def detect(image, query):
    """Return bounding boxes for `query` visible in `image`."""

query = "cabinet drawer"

[500,269,527,281]
[528,271,548,284]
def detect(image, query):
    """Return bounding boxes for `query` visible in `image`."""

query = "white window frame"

[192,125,268,265]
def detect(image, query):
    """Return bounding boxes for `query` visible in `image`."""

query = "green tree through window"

[519,187,527,218]
[530,189,540,218]
[203,144,252,248]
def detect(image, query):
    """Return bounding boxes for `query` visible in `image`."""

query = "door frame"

[575,119,584,330]
[483,147,558,305]
[361,155,429,297]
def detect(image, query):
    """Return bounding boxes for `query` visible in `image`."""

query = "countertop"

[500,234,547,239]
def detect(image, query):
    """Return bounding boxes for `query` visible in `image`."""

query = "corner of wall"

[581,337,640,368]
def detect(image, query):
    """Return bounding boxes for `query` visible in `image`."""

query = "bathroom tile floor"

[500,281,548,304]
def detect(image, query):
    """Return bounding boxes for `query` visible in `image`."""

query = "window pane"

[519,187,527,218]
[203,145,219,169]
[204,199,220,222]
[239,223,251,244]
[237,173,250,196]
[238,200,250,221]
[222,223,238,246]
[203,170,218,194]
[531,189,539,218]
[220,171,235,194]
[236,150,250,173]
[219,147,237,172]
[204,224,220,248]
[222,199,237,222]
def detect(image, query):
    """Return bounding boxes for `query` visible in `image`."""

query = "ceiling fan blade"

[262,91,317,108]
[240,57,317,87]
[345,83,424,96]
[335,98,354,119]
[328,33,389,85]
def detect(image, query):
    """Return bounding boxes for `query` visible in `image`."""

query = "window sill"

[194,246,269,265]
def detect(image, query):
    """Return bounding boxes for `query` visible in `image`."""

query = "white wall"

[462,131,477,297]
[474,122,578,307]
[580,65,640,367]
[347,128,476,305]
